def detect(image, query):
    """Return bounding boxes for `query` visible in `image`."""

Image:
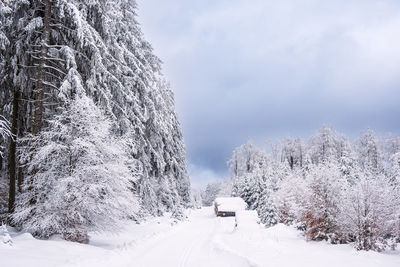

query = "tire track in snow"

[131,207,255,267]
[179,214,218,267]
[179,232,199,267]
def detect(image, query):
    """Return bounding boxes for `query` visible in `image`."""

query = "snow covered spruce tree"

[0,0,191,218]
[13,95,138,243]
[257,186,279,227]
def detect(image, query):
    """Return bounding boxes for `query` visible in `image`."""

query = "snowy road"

[130,207,253,267]
[89,207,400,267]
[2,207,400,267]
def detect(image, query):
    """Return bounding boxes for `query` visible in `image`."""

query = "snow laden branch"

[0,116,11,139]
[0,115,12,157]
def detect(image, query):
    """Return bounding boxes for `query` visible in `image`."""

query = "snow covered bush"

[299,163,349,243]
[0,224,12,246]
[13,95,138,243]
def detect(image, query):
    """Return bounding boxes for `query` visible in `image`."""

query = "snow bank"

[235,210,261,231]
[0,214,179,267]
[218,222,400,267]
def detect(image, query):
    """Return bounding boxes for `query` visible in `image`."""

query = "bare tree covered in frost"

[355,130,383,174]
[308,126,353,166]
[13,95,138,243]
[340,173,398,251]
[282,137,305,170]
[202,182,222,206]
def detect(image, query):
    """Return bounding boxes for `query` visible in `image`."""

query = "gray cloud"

[137,0,400,187]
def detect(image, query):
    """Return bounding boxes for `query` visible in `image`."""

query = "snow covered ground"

[1,207,399,267]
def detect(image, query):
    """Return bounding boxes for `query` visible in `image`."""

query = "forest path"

[3,206,400,267]
[129,207,253,267]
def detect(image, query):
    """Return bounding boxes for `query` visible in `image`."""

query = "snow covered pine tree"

[13,95,138,243]
[0,0,191,240]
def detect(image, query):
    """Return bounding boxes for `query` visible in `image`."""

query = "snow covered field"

[1,207,399,267]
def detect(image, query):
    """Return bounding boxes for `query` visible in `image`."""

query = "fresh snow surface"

[235,210,261,230]
[1,207,399,267]
[214,197,247,212]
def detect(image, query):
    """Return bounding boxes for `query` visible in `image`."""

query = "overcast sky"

[136,0,400,188]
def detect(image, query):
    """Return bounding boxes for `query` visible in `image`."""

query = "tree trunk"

[32,0,51,135]
[8,89,19,214]
[289,156,294,170]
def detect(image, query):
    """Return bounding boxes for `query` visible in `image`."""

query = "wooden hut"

[214,197,247,217]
